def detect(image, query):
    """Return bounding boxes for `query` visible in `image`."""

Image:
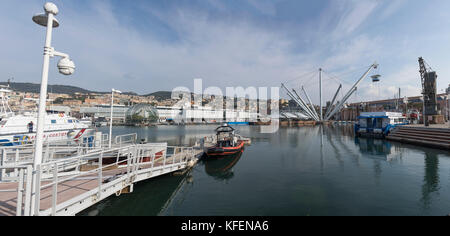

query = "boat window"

[68,120,73,123]
[359,118,367,127]
[51,120,56,124]
[367,118,374,128]
[76,120,79,123]
[0,120,6,125]
[376,118,383,128]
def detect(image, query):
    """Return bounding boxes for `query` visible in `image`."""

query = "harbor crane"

[418,57,438,126]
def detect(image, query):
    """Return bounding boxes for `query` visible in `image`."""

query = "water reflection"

[203,151,243,181]
[421,152,440,211]
[80,173,192,216]
[91,125,450,216]
[354,138,396,161]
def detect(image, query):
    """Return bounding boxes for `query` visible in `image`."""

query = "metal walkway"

[0,134,209,216]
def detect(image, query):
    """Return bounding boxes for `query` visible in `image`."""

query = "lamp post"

[109,88,121,148]
[32,2,75,168]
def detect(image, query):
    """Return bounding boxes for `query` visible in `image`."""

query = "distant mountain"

[0,82,138,96]
[0,82,92,94]
[144,91,173,100]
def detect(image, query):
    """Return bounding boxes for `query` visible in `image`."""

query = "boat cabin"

[355,112,408,137]
[206,123,245,158]
[215,124,237,148]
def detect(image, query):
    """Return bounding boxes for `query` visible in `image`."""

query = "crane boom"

[418,57,438,126]
[418,57,427,95]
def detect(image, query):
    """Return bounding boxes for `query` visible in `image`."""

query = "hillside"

[0,82,138,96]
[144,91,173,100]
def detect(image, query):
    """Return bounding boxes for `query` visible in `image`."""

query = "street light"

[33,2,76,168]
[109,88,122,148]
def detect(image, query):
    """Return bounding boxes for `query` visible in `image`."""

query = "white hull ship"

[0,85,92,146]
[0,113,91,146]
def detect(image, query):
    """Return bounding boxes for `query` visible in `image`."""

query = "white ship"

[0,85,92,146]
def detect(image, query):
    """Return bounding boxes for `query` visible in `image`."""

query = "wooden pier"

[0,135,215,216]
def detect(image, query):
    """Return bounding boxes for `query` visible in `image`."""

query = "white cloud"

[379,0,407,21]
[323,35,382,70]
[1,0,447,104]
[331,1,379,37]
[247,0,277,16]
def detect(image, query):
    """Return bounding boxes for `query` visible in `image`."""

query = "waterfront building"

[80,105,129,123]
[126,104,159,124]
[338,93,449,121]
[156,106,183,122]
[47,105,71,115]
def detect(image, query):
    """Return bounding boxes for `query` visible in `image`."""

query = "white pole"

[326,63,377,120]
[319,68,322,121]
[33,13,54,168]
[109,89,114,148]
[301,86,320,121]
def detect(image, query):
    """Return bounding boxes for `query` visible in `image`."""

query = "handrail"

[114,133,137,144]
[0,165,33,216]
[1,133,197,216]
[37,143,193,216]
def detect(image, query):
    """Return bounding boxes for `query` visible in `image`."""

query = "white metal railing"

[0,133,138,174]
[31,143,194,216]
[0,165,33,216]
[1,131,197,216]
[114,133,137,147]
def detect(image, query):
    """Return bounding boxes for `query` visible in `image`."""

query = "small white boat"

[94,117,108,127]
[79,117,93,126]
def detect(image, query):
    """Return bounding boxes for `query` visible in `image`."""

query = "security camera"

[57,57,75,75]
[44,2,59,15]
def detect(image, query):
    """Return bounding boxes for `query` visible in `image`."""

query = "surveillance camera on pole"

[32,2,75,171]
[57,57,76,75]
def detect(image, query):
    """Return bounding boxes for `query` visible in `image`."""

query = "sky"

[0,0,449,104]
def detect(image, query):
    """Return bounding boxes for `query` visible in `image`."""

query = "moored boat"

[354,112,408,138]
[0,85,92,146]
[0,113,92,146]
[206,124,244,157]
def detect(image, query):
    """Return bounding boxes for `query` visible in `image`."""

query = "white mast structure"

[0,85,14,118]
[319,68,322,121]
[325,62,378,120]
[282,62,378,122]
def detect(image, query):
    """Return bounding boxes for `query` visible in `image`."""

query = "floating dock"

[0,134,216,216]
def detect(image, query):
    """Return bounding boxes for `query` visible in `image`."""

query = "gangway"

[0,137,208,216]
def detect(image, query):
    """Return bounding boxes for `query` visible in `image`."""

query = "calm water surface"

[80,125,450,216]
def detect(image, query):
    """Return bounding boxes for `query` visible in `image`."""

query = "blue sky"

[0,0,449,103]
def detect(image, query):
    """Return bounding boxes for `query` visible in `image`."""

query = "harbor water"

[80,125,450,216]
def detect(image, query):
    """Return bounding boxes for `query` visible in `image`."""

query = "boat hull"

[206,141,245,158]
[0,128,91,146]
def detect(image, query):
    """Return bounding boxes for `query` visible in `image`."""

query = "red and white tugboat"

[206,124,244,158]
